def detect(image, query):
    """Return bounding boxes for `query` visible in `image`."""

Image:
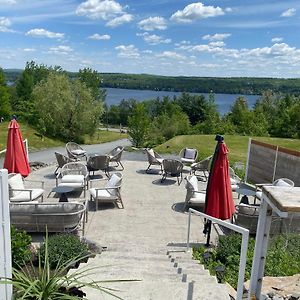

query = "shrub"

[11,226,32,268]
[38,234,90,269]
[193,233,300,289]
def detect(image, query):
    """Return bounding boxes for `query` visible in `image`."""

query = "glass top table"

[51,186,74,202]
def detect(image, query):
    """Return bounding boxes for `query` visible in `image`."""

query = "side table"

[52,186,74,202]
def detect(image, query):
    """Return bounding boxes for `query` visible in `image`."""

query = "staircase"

[74,246,230,300]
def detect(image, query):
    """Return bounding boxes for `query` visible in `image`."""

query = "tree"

[33,73,103,142]
[0,68,12,119]
[128,103,150,148]
[77,68,106,102]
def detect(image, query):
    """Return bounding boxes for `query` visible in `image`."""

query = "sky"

[1,0,300,78]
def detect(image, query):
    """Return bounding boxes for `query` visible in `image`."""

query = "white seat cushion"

[181,157,195,164]
[189,192,206,204]
[61,175,84,183]
[58,182,83,189]
[71,149,86,156]
[106,174,121,189]
[231,184,238,192]
[256,191,262,199]
[156,158,163,164]
[189,176,198,192]
[8,174,25,197]
[184,148,196,159]
[89,188,117,199]
[230,178,238,185]
[148,149,155,157]
[10,188,44,202]
[274,179,292,187]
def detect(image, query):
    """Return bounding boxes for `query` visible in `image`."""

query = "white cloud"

[137,32,171,45]
[202,33,231,41]
[23,48,35,52]
[48,45,73,55]
[156,51,186,60]
[209,41,225,47]
[106,13,133,27]
[170,2,226,23]
[76,0,132,27]
[88,33,111,40]
[272,37,283,43]
[115,44,140,58]
[281,8,296,17]
[143,50,153,54]
[138,16,167,31]
[175,40,191,47]
[26,28,64,39]
[76,0,123,20]
[0,17,12,32]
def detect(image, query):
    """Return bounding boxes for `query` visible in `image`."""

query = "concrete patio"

[24,150,232,299]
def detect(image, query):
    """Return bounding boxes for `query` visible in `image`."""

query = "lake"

[104,87,260,115]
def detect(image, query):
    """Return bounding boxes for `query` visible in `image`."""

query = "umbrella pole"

[204,220,212,247]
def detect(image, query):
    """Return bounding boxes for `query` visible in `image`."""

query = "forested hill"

[4,69,300,95]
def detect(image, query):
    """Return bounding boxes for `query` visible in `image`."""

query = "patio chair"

[190,155,212,181]
[66,142,87,161]
[89,172,123,209]
[254,178,294,202]
[161,159,184,185]
[86,155,110,178]
[145,148,163,173]
[229,167,241,192]
[56,162,89,197]
[183,175,206,211]
[54,151,75,175]
[179,147,198,165]
[107,146,124,170]
[8,173,44,203]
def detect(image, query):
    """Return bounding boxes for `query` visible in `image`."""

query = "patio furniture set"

[7,143,125,235]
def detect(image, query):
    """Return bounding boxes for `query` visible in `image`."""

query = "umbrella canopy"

[3,119,30,177]
[204,136,235,220]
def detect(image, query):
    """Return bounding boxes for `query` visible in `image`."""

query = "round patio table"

[52,186,74,202]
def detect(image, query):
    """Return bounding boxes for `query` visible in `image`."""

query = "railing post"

[0,169,12,300]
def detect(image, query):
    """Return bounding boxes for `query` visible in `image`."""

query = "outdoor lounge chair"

[229,167,241,191]
[183,175,206,211]
[87,155,110,178]
[161,159,184,185]
[10,201,86,235]
[145,148,163,173]
[190,155,212,181]
[8,173,44,203]
[56,162,89,197]
[89,172,123,209]
[179,147,198,165]
[54,151,75,175]
[66,142,87,161]
[107,146,124,170]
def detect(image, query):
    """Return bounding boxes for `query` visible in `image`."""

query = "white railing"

[0,139,29,160]
[187,208,249,300]
[0,169,12,300]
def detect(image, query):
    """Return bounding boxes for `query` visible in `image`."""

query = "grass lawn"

[155,134,300,165]
[0,122,128,153]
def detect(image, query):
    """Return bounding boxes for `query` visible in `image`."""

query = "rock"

[80,237,105,254]
[29,161,48,171]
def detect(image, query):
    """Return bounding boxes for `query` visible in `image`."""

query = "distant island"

[4,69,300,95]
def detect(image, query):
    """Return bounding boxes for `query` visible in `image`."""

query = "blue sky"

[1,0,300,77]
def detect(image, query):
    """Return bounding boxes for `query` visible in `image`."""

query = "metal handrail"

[187,208,249,300]
[0,138,29,159]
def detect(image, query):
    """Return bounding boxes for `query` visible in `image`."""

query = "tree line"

[1,61,299,147]
[5,70,300,95]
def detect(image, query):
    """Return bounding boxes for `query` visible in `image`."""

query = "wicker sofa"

[10,201,86,235]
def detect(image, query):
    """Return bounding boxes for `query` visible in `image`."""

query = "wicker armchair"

[183,175,206,211]
[66,142,87,160]
[190,155,212,181]
[179,148,198,165]
[145,148,164,173]
[161,159,184,185]
[87,155,110,178]
[56,162,89,197]
[107,146,124,170]
[54,152,75,175]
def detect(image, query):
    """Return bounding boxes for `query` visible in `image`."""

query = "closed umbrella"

[203,135,235,246]
[3,119,30,177]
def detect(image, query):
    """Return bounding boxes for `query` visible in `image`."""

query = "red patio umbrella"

[3,119,30,177]
[203,135,235,246]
